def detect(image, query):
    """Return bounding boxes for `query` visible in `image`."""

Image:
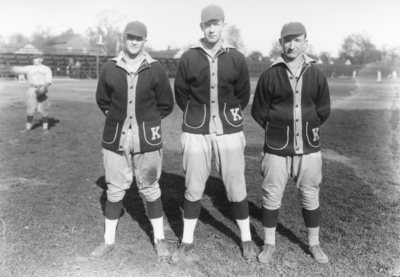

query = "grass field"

[0,77,399,277]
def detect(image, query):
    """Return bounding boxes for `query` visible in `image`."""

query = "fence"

[1,53,398,80]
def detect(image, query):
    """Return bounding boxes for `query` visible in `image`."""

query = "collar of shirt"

[191,38,235,58]
[270,53,316,69]
[112,51,157,74]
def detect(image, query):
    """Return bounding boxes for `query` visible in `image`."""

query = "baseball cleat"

[154,239,170,261]
[171,242,194,263]
[257,244,276,264]
[89,243,115,259]
[241,240,256,260]
[309,244,329,263]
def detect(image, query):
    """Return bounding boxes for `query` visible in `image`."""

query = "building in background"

[47,34,94,55]
[0,41,42,54]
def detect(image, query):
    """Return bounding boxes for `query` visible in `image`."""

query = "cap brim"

[124,30,146,37]
[281,31,306,38]
[201,15,224,23]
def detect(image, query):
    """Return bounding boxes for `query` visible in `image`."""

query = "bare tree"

[339,33,382,64]
[381,46,400,66]
[30,27,55,53]
[269,41,282,60]
[224,25,245,52]
[7,33,29,45]
[319,51,332,64]
[85,10,126,56]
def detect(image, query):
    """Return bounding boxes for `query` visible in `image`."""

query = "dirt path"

[332,78,400,110]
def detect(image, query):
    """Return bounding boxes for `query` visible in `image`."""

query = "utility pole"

[96,35,105,79]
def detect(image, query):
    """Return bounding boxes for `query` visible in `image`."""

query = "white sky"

[1,0,400,57]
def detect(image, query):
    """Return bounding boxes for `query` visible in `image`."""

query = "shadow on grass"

[247,200,309,252]
[31,117,60,130]
[94,171,267,249]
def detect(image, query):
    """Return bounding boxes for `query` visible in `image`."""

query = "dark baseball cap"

[123,21,147,37]
[281,22,306,38]
[201,4,224,23]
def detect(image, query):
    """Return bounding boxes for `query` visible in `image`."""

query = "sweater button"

[212,72,215,76]
[129,101,132,104]
[122,132,125,135]
[119,146,123,149]
[130,116,132,119]
[213,115,216,118]
[296,133,299,136]
[296,148,299,151]
[211,101,215,103]
[296,90,299,93]
[296,119,299,122]
[211,86,214,89]
[130,86,133,89]
[295,104,299,108]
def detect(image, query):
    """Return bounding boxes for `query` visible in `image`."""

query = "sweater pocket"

[102,119,119,144]
[143,119,162,146]
[265,122,289,150]
[223,102,244,127]
[306,121,320,148]
[184,101,206,129]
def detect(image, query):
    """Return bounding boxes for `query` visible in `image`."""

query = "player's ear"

[279,38,283,46]
[199,23,204,31]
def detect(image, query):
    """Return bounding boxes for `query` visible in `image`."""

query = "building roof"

[1,42,42,54]
[48,34,88,45]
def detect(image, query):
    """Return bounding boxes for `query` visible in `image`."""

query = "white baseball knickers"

[103,129,162,203]
[260,151,322,210]
[181,131,247,202]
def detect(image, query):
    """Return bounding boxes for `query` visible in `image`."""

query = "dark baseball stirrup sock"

[183,198,202,220]
[302,207,321,228]
[105,200,122,220]
[232,198,249,220]
[262,207,280,228]
[27,115,34,123]
[146,197,163,219]
[42,116,49,123]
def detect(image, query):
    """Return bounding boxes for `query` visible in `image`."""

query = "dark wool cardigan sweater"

[174,44,250,135]
[96,52,174,153]
[251,56,331,156]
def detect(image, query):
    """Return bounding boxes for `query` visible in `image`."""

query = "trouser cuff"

[183,198,201,219]
[302,207,321,228]
[146,197,163,219]
[232,198,249,220]
[262,207,279,228]
[105,200,122,220]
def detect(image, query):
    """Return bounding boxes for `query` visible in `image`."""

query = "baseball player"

[12,54,52,134]
[92,21,174,261]
[172,4,256,262]
[251,22,331,264]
